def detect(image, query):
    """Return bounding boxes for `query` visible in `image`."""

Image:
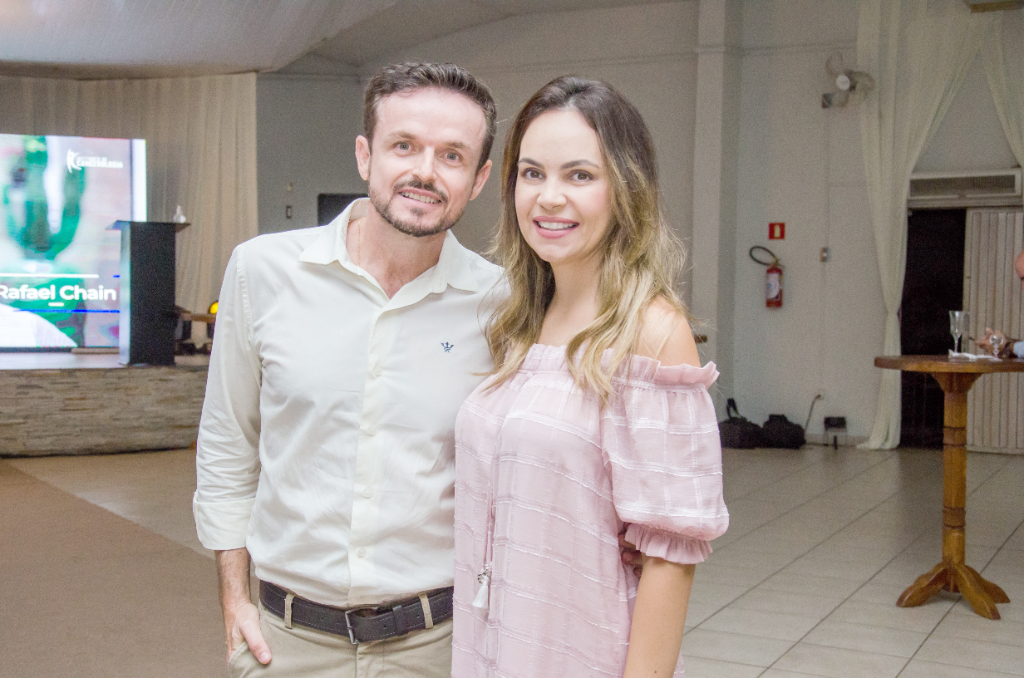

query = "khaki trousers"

[228,603,453,678]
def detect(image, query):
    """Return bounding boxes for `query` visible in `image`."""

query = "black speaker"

[110,221,188,365]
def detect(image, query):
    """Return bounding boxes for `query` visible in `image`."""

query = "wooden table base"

[894,371,1009,619]
[897,557,1010,619]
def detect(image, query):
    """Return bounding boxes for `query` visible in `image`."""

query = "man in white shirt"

[977,248,1024,358]
[0,303,76,348]
[194,62,499,677]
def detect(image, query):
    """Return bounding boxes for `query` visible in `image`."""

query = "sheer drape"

[857,0,993,449]
[982,10,1024,168]
[0,73,258,322]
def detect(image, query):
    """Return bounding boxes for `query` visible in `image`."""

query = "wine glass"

[949,310,969,354]
[990,331,1005,358]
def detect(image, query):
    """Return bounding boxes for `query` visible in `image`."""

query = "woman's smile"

[533,216,578,236]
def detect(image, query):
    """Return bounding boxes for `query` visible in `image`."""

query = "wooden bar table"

[875,355,1024,619]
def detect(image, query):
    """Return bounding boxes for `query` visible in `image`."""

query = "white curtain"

[0,73,258,326]
[982,10,1024,167]
[857,0,994,449]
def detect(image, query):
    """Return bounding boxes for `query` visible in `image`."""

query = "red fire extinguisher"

[750,246,783,308]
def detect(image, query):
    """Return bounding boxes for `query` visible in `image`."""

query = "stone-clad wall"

[0,364,208,456]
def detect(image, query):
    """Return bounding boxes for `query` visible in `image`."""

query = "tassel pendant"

[472,567,491,611]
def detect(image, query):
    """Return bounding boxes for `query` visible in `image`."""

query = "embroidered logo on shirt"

[441,342,454,353]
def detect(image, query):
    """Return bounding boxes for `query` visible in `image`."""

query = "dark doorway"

[900,208,966,448]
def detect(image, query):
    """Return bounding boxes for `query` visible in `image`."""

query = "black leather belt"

[259,580,453,644]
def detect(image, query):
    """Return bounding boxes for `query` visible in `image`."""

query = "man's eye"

[396,142,411,151]
[445,152,461,162]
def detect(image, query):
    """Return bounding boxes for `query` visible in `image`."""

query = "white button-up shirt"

[193,199,502,607]
[0,303,77,347]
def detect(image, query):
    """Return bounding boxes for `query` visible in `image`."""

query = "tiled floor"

[683,446,1024,678]
[3,445,1022,677]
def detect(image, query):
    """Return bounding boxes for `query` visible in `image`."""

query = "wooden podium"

[110,221,189,365]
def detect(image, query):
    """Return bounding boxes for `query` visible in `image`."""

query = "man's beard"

[369,179,462,238]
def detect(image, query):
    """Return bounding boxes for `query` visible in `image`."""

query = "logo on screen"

[67,150,124,172]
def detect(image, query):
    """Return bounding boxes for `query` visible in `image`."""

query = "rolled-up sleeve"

[193,245,262,550]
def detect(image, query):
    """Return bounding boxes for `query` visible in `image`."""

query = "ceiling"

[0,0,669,80]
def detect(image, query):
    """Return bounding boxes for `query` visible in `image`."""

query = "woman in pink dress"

[452,76,729,678]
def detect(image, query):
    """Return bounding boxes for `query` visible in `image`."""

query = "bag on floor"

[762,414,806,449]
[719,398,767,449]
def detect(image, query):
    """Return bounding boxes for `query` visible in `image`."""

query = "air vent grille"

[961,0,1024,13]
[908,170,1022,207]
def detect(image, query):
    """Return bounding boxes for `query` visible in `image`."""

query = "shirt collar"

[298,197,483,293]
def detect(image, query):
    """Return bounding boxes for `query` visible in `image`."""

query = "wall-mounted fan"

[822,52,874,108]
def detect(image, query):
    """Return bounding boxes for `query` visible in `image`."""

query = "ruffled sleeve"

[602,360,729,565]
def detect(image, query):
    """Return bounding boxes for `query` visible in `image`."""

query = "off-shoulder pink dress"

[452,344,729,678]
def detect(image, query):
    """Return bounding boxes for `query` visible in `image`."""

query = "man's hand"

[976,327,999,351]
[976,327,1009,356]
[216,548,271,665]
[619,529,644,579]
[225,599,270,664]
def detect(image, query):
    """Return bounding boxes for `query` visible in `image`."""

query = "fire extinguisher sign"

[769,222,785,239]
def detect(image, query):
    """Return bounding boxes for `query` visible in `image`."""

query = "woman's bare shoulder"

[635,297,699,367]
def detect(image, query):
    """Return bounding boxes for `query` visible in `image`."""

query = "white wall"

[256,74,365,234]
[689,0,743,407]
[360,2,700,278]
[731,0,1018,440]
[732,0,881,437]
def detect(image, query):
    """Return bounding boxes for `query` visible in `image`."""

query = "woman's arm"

[623,555,695,678]
[622,297,706,675]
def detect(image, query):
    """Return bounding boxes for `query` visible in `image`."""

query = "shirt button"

[373,365,383,377]
[363,488,372,499]
[367,425,377,436]
[357,548,366,558]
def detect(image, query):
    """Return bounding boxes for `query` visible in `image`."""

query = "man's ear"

[355,135,371,181]
[469,159,492,201]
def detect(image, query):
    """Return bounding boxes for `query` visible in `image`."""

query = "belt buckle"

[342,604,380,644]
[343,607,359,644]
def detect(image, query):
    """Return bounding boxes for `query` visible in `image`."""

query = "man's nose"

[412,151,437,183]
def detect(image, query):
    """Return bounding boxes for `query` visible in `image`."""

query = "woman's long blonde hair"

[486,75,687,400]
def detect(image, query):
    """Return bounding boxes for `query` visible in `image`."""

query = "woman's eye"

[521,168,542,180]
[570,170,592,181]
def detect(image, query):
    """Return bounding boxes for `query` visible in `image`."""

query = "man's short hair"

[363,62,497,171]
